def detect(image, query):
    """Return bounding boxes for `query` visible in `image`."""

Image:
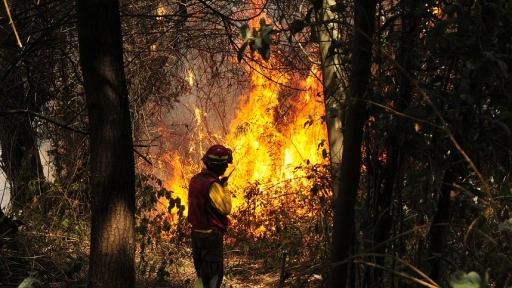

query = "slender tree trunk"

[315,0,347,197]
[76,0,136,287]
[428,161,459,283]
[372,146,400,279]
[328,1,377,287]
[428,78,468,283]
[371,1,416,278]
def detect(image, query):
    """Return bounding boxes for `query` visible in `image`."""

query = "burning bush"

[227,163,333,271]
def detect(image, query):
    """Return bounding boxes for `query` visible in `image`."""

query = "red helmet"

[202,145,233,166]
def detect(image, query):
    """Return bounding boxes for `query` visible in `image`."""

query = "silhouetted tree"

[328,0,377,287]
[76,0,136,286]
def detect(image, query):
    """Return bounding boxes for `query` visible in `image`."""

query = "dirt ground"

[160,252,324,288]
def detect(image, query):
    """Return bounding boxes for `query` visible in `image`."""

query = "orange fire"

[156,63,328,216]
[224,65,327,206]
[155,2,328,220]
[187,70,194,87]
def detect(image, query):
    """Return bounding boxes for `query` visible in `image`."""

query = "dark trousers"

[191,230,224,288]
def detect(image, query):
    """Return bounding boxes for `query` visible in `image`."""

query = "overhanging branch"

[0,109,153,165]
[0,109,87,134]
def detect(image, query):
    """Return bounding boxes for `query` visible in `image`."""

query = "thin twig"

[355,260,440,288]
[0,109,86,134]
[3,0,23,47]
[134,148,152,165]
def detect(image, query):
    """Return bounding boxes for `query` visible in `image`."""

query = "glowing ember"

[187,70,194,87]
[156,3,166,21]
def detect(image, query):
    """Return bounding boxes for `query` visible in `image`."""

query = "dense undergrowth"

[0,164,333,287]
[2,161,511,287]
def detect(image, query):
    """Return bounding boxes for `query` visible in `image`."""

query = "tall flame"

[157,1,328,218]
[157,64,327,213]
[225,65,327,208]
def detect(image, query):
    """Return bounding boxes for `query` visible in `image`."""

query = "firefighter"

[187,144,233,288]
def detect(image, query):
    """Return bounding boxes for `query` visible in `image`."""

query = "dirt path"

[164,254,323,288]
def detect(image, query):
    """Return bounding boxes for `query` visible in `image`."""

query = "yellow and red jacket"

[187,169,231,231]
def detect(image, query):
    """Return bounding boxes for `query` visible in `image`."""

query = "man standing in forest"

[188,144,233,288]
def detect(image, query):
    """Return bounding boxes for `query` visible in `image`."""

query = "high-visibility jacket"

[187,169,231,231]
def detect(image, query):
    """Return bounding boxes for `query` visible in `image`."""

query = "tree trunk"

[328,1,377,287]
[315,0,347,197]
[428,94,468,284]
[76,0,136,287]
[371,1,416,279]
[428,163,459,283]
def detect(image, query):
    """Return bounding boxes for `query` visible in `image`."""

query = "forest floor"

[160,251,325,288]
[1,234,326,288]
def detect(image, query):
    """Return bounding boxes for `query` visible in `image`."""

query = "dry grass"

[1,233,326,288]
[0,231,89,287]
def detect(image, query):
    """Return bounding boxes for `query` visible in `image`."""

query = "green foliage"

[194,277,203,288]
[450,270,490,288]
[237,18,277,62]
[18,271,43,288]
[135,173,185,239]
[498,218,512,231]
[133,173,190,287]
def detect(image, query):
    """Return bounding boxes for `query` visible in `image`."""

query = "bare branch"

[2,0,23,47]
[0,109,86,134]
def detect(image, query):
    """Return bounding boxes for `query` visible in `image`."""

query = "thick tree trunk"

[76,0,136,287]
[328,1,377,287]
[315,0,346,197]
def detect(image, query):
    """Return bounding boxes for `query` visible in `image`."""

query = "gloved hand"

[219,176,229,187]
